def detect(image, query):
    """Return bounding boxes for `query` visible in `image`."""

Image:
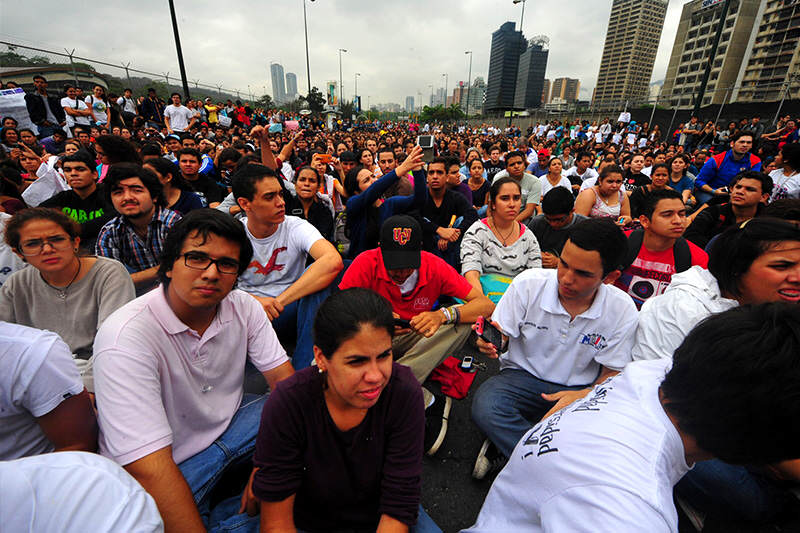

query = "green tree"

[339,100,355,118]
[302,86,326,114]
[256,94,275,109]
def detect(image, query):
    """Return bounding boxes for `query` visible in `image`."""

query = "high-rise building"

[467,77,487,115]
[661,0,763,108]
[484,21,528,113]
[270,63,286,104]
[593,0,668,108]
[542,79,551,104]
[514,41,549,109]
[551,77,581,103]
[405,96,415,113]
[285,72,298,100]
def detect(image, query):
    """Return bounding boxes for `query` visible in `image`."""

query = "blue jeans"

[37,124,62,139]
[178,394,266,533]
[675,459,795,522]
[471,368,586,457]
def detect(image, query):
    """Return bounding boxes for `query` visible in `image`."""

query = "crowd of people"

[1,75,800,533]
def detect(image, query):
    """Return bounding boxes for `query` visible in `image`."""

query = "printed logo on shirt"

[579,333,607,350]
[248,247,287,275]
[522,409,564,458]
[573,384,613,413]
[392,227,412,245]
[413,296,430,310]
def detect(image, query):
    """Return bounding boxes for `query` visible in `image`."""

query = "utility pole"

[465,51,473,117]
[167,0,191,99]
[692,0,731,117]
[65,48,78,87]
[122,62,132,88]
[338,48,347,107]
[302,0,312,94]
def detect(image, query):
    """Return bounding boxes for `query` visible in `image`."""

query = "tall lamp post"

[167,0,191,99]
[302,0,313,95]
[338,48,347,107]
[442,73,448,107]
[354,72,361,109]
[464,51,473,117]
[513,0,527,31]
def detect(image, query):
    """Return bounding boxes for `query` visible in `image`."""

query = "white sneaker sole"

[426,396,452,456]
[472,439,491,479]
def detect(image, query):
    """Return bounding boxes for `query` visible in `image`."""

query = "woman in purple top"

[252,288,440,533]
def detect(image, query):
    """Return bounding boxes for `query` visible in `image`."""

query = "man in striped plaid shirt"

[96,163,181,294]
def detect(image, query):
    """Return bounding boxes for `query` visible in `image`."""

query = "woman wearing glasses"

[0,208,135,390]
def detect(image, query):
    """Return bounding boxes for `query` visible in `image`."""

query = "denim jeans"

[178,394,266,533]
[471,368,586,457]
[675,459,795,522]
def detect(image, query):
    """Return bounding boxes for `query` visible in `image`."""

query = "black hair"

[294,164,320,185]
[177,147,201,164]
[143,156,193,192]
[599,164,624,180]
[661,303,800,465]
[541,187,575,215]
[780,142,800,170]
[376,146,395,159]
[218,147,242,165]
[5,207,80,250]
[576,151,592,163]
[488,176,521,207]
[566,218,627,276]
[344,165,368,198]
[731,130,754,143]
[231,163,281,201]
[32,75,47,82]
[445,156,460,171]
[313,288,395,358]
[708,218,800,298]
[94,135,142,165]
[429,156,448,170]
[504,150,525,166]
[640,188,683,220]
[103,163,164,206]
[649,162,670,177]
[762,199,800,222]
[730,170,773,196]
[469,158,484,170]
[170,92,181,99]
[140,143,163,158]
[339,150,357,163]
[61,149,97,171]
[157,208,254,286]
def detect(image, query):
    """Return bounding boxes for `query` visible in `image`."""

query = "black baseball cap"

[380,215,422,271]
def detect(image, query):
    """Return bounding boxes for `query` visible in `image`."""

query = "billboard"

[327,81,338,106]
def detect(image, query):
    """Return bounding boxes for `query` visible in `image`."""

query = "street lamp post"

[338,48,347,107]
[302,0,312,95]
[513,0,526,31]
[167,0,191,99]
[442,73,448,107]
[465,51,473,117]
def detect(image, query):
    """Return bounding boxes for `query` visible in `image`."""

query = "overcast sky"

[1,0,687,104]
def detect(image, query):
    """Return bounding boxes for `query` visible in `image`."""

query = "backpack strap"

[672,237,692,273]
[623,229,645,270]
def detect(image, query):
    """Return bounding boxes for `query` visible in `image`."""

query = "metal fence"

[0,41,263,103]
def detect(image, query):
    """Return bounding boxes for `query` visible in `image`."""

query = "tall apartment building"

[285,72,298,100]
[467,77,487,115]
[270,63,286,104]
[551,77,581,103]
[733,0,800,104]
[405,96,415,113]
[542,79,551,104]
[484,21,527,113]
[661,0,763,108]
[592,0,668,108]
[514,41,549,109]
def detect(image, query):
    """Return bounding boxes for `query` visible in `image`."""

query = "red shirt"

[339,249,472,320]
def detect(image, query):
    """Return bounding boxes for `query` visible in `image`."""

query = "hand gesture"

[392,312,411,336]
[540,388,591,420]
[410,310,445,338]
[396,145,424,175]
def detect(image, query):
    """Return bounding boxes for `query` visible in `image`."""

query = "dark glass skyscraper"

[484,21,527,114]
[514,42,548,109]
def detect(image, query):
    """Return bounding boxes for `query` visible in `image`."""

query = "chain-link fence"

[0,41,264,104]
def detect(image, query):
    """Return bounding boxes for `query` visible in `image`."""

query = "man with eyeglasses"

[528,187,587,269]
[94,209,294,533]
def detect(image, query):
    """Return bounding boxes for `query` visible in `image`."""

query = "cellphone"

[318,153,332,164]
[393,318,411,329]
[417,135,435,163]
[460,356,474,371]
[475,316,503,351]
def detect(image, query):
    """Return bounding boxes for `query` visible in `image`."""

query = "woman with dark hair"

[0,207,135,390]
[252,287,440,533]
[143,156,204,215]
[290,165,334,241]
[18,128,44,156]
[343,146,425,259]
[359,147,379,175]
[85,84,109,127]
[461,176,542,302]
[769,142,800,201]
[538,157,571,198]
[94,134,142,182]
[1,127,20,157]
[466,158,490,208]
[628,163,671,219]
[575,164,631,226]
[666,154,696,206]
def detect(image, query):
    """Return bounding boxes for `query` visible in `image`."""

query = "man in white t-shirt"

[163,93,196,134]
[491,150,542,222]
[465,303,800,532]
[93,209,294,533]
[563,151,599,196]
[470,218,637,478]
[232,164,343,369]
[60,84,93,132]
[0,322,97,460]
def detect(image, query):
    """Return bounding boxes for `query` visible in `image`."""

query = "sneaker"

[472,439,506,480]
[424,393,452,456]
[675,496,705,532]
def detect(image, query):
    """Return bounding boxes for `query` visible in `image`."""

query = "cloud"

[0,0,686,105]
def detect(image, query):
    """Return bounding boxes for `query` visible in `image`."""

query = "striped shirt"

[95,207,181,272]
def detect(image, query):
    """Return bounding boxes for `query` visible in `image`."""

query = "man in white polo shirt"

[94,209,294,533]
[163,92,196,134]
[470,218,637,478]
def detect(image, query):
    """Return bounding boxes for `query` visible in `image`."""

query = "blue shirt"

[694,150,762,190]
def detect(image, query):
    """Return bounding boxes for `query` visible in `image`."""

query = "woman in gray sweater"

[460,177,542,303]
[1,208,135,391]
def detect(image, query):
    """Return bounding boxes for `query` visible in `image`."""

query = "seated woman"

[288,165,335,242]
[143,157,204,215]
[461,177,542,303]
[0,208,135,390]
[467,158,490,209]
[252,288,440,533]
[629,163,671,219]
[344,146,425,259]
[574,164,631,227]
[666,154,696,207]
[538,156,571,198]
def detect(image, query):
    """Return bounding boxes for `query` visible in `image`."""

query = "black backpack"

[623,228,692,273]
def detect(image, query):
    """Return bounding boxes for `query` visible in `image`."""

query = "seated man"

[0,322,97,460]
[527,187,588,269]
[377,146,412,197]
[420,157,478,269]
[491,150,542,222]
[40,149,114,251]
[94,209,294,533]
[684,170,771,249]
[615,189,708,309]
[694,131,761,205]
[464,303,800,532]
[233,164,343,369]
[178,148,226,208]
[339,215,494,455]
[471,218,638,478]
[95,163,181,293]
